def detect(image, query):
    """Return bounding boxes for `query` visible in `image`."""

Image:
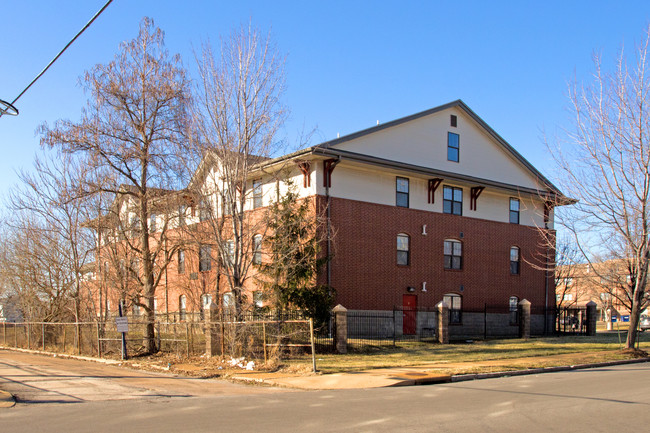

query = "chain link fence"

[0,314,315,363]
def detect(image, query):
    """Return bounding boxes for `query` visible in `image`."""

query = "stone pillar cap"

[586,300,598,307]
[332,304,347,313]
[436,301,449,308]
[518,299,531,306]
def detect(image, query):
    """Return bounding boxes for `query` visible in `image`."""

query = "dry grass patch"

[292,332,650,374]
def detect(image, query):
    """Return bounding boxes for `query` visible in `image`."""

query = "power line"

[0,0,114,118]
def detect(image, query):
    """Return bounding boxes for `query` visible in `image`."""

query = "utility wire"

[0,0,114,118]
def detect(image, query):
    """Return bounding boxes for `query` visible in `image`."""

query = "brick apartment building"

[88,100,570,338]
[556,259,649,322]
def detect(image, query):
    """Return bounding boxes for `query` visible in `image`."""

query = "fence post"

[437,301,449,344]
[205,302,219,357]
[96,322,101,358]
[42,323,45,351]
[27,323,30,349]
[586,301,597,336]
[333,304,348,354]
[185,322,190,357]
[518,299,531,339]
[262,323,267,364]
[310,318,317,373]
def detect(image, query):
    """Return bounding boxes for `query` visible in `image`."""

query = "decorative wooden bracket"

[544,201,553,227]
[470,186,485,211]
[428,178,443,203]
[297,161,311,188]
[323,159,339,188]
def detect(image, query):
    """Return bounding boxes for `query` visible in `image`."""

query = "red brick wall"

[325,196,553,312]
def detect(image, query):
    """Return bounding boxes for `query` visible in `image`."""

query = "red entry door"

[403,294,417,335]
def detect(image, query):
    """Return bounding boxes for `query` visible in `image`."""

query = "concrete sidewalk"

[2,346,649,396]
[231,355,650,390]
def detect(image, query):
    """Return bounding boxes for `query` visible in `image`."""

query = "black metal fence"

[553,306,587,335]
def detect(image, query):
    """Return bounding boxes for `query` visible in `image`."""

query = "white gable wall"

[330,107,544,191]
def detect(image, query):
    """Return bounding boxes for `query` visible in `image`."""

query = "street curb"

[0,346,123,365]
[450,357,650,383]
[0,390,15,408]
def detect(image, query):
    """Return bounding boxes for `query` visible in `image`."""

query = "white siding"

[332,107,544,191]
[313,161,550,228]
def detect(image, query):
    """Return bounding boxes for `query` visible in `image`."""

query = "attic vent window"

[450,115,457,127]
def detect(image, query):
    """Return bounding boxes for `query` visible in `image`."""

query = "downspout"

[544,241,549,335]
[325,157,340,290]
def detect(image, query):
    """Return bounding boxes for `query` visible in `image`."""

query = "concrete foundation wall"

[346,309,548,340]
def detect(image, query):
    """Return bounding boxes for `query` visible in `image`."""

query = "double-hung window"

[252,235,262,265]
[443,186,463,215]
[199,198,211,222]
[447,132,460,162]
[226,240,235,265]
[397,233,410,266]
[396,177,409,208]
[178,250,185,274]
[199,245,211,272]
[509,198,520,224]
[201,294,212,309]
[253,180,263,209]
[510,246,520,275]
[179,295,187,321]
[443,293,462,324]
[509,296,519,325]
[444,239,462,270]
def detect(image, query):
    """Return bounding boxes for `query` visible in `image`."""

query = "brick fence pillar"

[333,304,347,354]
[437,301,449,344]
[586,301,597,336]
[518,299,531,339]
[204,302,219,357]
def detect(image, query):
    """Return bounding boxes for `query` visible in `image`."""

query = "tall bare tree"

[187,24,288,318]
[8,151,96,323]
[552,26,650,348]
[40,18,191,353]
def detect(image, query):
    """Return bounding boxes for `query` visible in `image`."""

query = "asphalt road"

[1,349,649,432]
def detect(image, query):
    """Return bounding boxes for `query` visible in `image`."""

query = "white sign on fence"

[115,317,129,333]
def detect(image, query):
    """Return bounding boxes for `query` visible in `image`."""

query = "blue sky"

[1,0,650,198]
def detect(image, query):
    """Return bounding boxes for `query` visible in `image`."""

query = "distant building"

[0,294,23,322]
[556,259,648,322]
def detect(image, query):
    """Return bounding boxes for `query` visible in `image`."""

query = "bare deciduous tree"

[40,18,191,353]
[187,24,288,319]
[552,26,650,348]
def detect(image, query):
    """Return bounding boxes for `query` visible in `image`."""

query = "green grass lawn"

[290,331,650,374]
